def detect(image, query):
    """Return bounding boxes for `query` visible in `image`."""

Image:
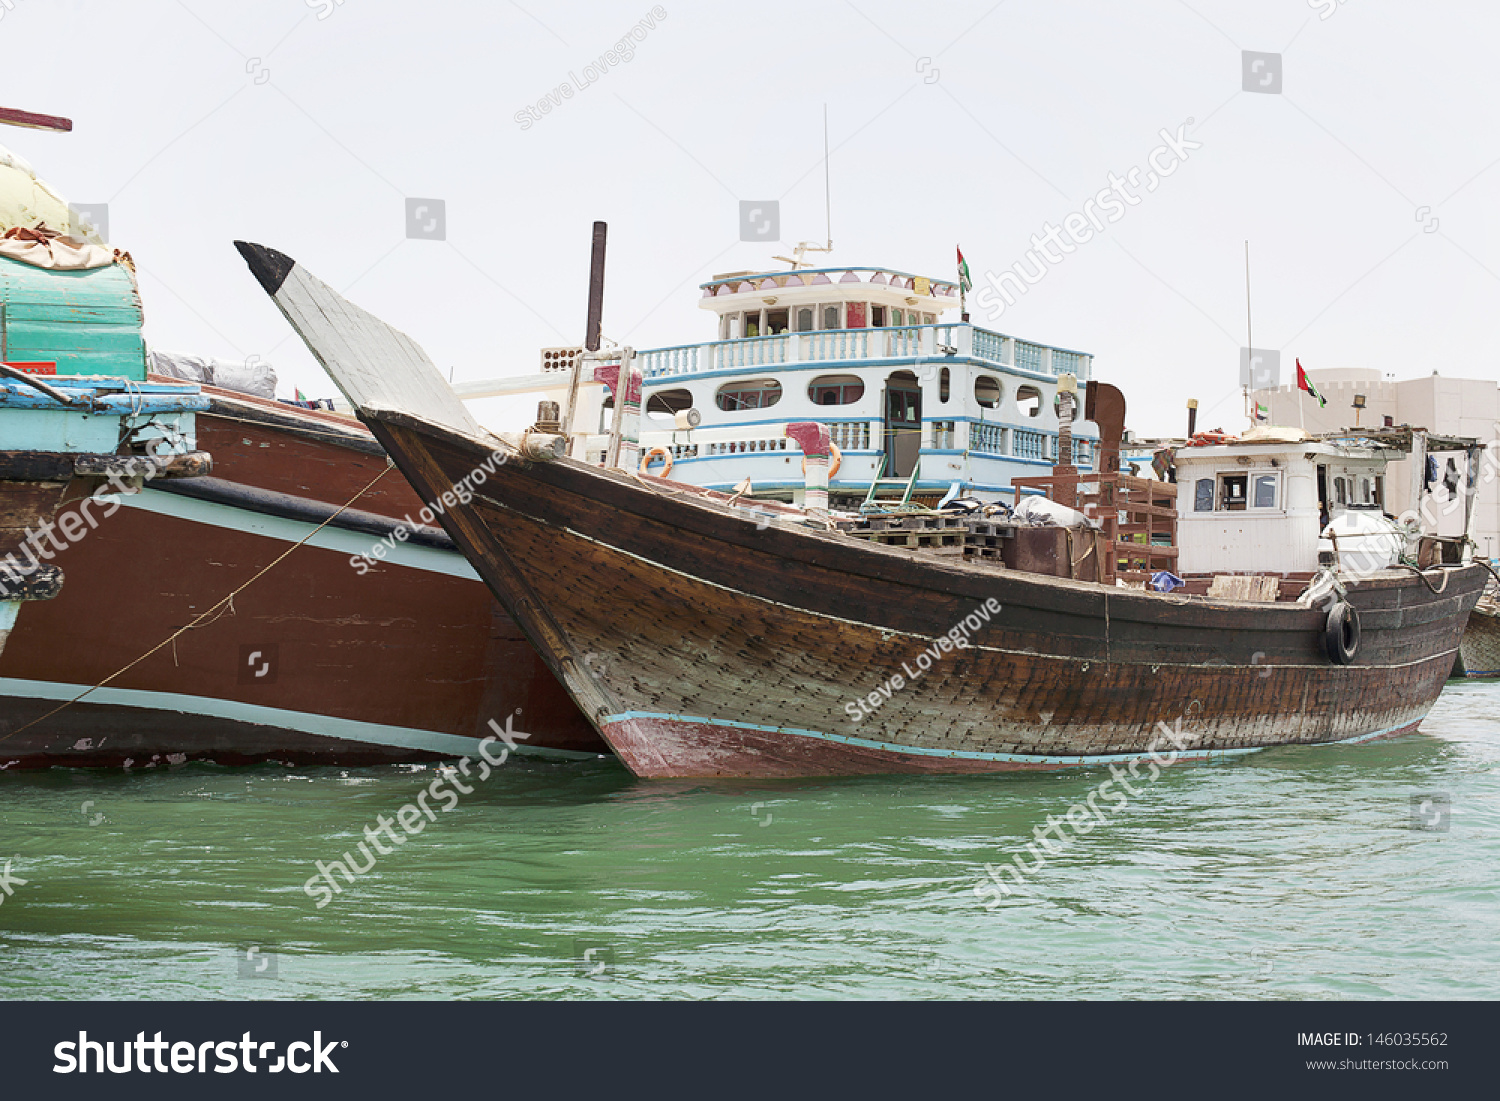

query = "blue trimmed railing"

[638,324,1092,381]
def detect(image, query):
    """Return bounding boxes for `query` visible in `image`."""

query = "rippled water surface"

[2,682,1497,1000]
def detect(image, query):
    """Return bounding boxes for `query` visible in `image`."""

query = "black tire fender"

[1325,601,1360,664]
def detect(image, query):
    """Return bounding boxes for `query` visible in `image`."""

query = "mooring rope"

[0,463,393,745]
[1395,561,1453,595]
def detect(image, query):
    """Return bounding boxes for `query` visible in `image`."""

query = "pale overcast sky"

[3,0,1497,437]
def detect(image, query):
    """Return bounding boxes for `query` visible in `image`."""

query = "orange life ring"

[800,441,842,481]
[639,446,674,477]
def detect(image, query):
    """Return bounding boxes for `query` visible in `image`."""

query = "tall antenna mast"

[823,103,832,251]
[1244,240,1254,428]
[775,106,835,271]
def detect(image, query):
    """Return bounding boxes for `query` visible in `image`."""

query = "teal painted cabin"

[0,255,146,381]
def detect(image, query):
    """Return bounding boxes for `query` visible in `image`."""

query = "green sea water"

[1,682,1497,1000]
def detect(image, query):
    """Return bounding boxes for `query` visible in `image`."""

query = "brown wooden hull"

[364,413,1486,780]
[1457,604,1500,679]
[0,390,604,769]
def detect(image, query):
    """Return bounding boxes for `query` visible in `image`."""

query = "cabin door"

[883,374,922,479]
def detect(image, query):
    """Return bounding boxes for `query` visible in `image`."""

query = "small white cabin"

[1174,434,1395,576]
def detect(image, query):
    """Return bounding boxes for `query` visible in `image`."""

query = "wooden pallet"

[836,515,1015,566]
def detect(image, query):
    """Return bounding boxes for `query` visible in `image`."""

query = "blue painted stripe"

[0,383,207,414]
[602,710,1426,766]
[665,450,1069,470]
[0,676,600,760]
[643,357,1072,386]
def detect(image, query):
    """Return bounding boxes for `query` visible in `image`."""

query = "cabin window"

[1334,477,1348,507]
[822,304,841,330]
[846,302,868,329]
[766,309,789,335]
[871,305,886,327]
[891,308,904,326]
[923,313,936,325]
[1253,474,1278,509]
[795,307,815,332]
[975,376,1002,409]
[1359,476,1373,505]
[599,385,614,434]
[1374,476,1385,508]
[716,379,783,412]
[725,315,740,340]
[940,367,950,403]
[646,388,694,421]
[1016,385,1042,417]
[742,311,762,338]
[808,375,865,406]
[1194,478,1214,512]
[1219,474,1248,511]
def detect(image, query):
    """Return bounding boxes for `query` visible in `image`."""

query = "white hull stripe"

[0,676,598,760]
[601,710,1426,766]
[116,488,481,581]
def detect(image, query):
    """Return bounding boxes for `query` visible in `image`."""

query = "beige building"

[1253,368,1500,559]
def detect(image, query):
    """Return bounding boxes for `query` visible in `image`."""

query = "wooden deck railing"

[1010,471,1178,583]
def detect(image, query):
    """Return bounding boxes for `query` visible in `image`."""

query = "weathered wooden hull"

[1456,603,1500,679]
[0,389,604,769]
[0,474,69,670]
[365,413,1486,779]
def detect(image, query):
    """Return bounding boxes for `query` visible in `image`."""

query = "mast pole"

[560,221,608,450]
[823,105,832,252]
[1244,240,1253,428]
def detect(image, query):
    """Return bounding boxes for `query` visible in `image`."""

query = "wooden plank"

[0,107,72,132]
[1207,574,1283,602]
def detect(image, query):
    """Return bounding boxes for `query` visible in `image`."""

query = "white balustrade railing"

[636,325,1090,380]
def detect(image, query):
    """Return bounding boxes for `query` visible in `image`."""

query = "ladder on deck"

[860,456,922,514]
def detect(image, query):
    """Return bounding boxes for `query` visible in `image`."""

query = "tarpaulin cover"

[0,224,115,271]
[149,349,277,401]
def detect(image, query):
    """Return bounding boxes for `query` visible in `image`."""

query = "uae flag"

[957,246,972,294]
[1296,359,1326,408]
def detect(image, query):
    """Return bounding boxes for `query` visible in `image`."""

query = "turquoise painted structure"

[0,255,146,381]
[0,378,207,453]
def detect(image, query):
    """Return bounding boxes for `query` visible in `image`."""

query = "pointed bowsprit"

[233,241,486,440]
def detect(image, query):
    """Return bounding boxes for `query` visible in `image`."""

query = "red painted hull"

[0,387,603,769]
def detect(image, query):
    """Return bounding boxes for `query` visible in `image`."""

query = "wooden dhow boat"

[0,381,605,767]
[238,241,1488,779]
[0,123,600,767]
[1453,577,1500,679]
